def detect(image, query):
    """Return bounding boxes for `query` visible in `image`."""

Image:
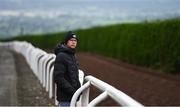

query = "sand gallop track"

[77,53,180,106]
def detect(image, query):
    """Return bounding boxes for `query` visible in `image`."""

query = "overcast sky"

[0,0,179,38]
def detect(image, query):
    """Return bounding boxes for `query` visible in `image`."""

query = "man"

[53,31,81,107]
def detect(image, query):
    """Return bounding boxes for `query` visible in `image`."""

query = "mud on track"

[77,53,180,106]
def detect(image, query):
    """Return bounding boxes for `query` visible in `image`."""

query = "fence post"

[81,87,90,106]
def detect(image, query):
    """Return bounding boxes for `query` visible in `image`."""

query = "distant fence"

[0,41,144,107]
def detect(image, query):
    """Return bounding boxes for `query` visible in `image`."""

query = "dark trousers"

[59,101,70,107]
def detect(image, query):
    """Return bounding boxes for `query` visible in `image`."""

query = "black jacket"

[53,43,81,102]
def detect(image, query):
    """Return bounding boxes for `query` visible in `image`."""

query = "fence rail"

[0,41,144,107]
[71,76,144,107]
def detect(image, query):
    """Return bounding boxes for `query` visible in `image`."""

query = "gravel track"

[13,52,54,106]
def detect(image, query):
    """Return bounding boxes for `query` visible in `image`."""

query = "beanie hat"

[64,31,78,44]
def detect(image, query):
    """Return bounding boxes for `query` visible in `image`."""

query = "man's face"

[67,38,77,49]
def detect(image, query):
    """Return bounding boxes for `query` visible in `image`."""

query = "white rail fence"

[0,41,144,107]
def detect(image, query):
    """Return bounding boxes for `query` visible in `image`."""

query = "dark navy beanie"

[64,31,78,44]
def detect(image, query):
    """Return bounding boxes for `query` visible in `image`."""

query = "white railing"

[0,41,144,107]
[0,41,84,105]
[71,76,144,107]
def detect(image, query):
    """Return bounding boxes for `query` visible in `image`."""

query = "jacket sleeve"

[53,53,76,95]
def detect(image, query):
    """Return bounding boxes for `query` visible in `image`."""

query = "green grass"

[2,18,180,74]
